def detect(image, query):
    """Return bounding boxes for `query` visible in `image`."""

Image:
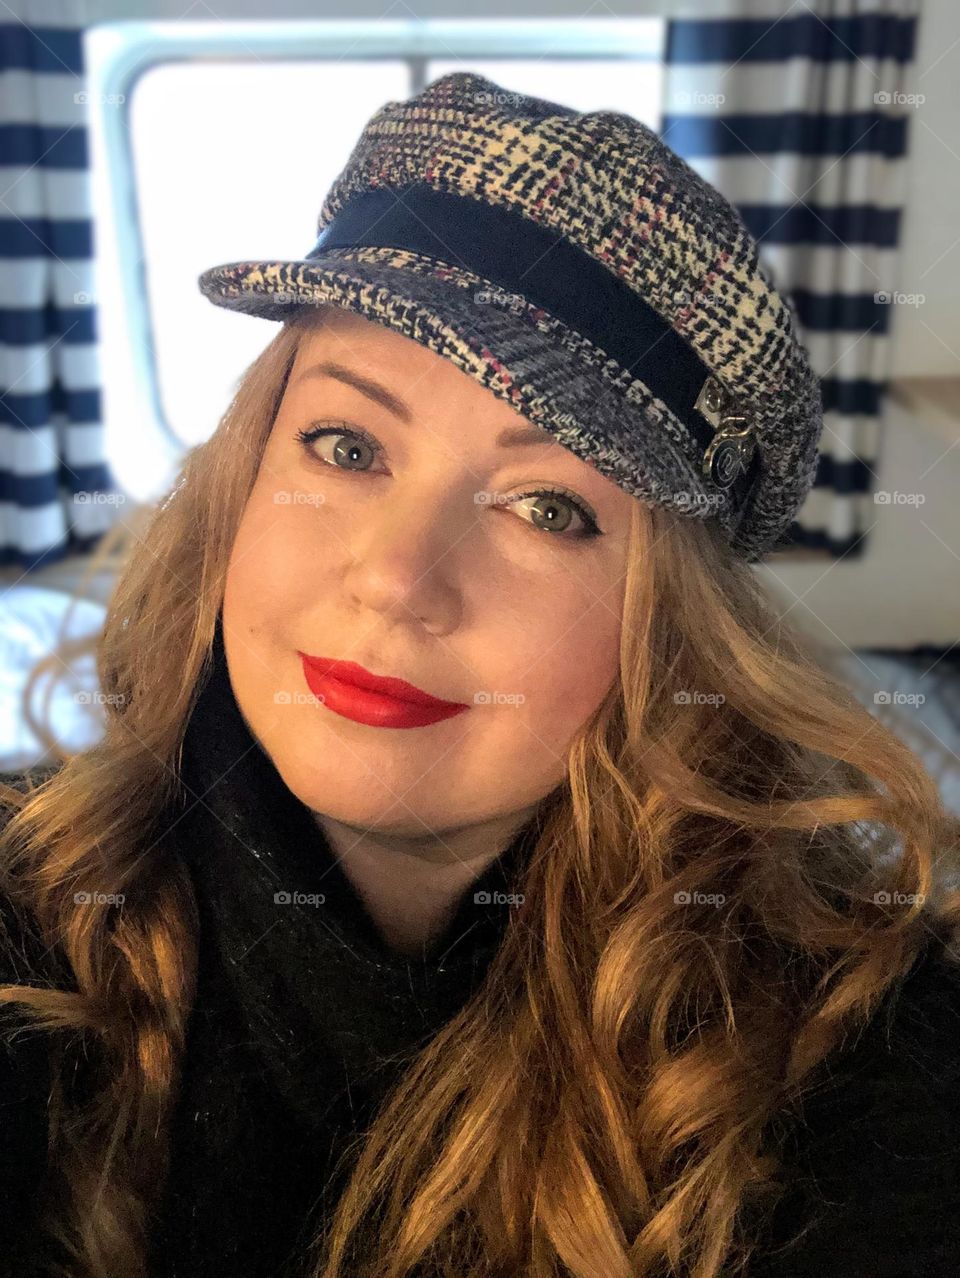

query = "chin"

[265,743,438,833]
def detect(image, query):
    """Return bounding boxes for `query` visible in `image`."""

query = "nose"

[340,477,468,632]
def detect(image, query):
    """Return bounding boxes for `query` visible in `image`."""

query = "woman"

[2,71,959,1278]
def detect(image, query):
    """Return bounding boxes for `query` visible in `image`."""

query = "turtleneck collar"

[168,614,543,1126]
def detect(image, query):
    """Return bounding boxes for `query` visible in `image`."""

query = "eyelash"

[293,421,603,540]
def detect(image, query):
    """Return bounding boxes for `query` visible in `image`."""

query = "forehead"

[289,306,489,398]
[285,308,561,446]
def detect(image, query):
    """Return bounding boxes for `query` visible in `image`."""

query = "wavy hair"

[2,306,958,1278]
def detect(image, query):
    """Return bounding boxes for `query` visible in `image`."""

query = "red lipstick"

[297,653,472,729]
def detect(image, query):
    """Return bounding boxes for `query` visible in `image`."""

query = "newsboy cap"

[198,71,823,562]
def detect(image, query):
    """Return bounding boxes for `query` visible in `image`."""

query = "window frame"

[84,19,665,501]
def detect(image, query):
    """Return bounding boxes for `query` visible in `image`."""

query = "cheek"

[223,483,328,631]
[495,583,622,744]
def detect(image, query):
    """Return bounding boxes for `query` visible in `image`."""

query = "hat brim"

[197,247,738,538]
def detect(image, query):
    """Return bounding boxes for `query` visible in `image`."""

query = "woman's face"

[222,307,636,837]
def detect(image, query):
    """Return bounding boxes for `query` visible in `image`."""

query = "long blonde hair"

[2,307,958,1278]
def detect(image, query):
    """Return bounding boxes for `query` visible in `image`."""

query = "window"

[84,20,665,502]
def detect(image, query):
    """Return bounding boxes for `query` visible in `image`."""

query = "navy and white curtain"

[662,0,920,559]
[1,0,119,572]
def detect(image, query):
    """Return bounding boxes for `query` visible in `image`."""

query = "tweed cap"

[198,71,823,562]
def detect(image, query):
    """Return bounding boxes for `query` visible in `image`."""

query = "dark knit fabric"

[2,624,960,1276]
[144,619,541,1278]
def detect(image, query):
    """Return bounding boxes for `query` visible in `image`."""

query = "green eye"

[295,422,383,471]
[503,489,601,538]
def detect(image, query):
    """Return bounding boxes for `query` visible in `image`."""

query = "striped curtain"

[1,0,120,573]
[662,0,920,558]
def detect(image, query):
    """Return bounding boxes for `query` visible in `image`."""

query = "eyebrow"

[293,359,561,449]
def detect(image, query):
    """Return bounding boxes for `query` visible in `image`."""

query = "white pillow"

[0,585,107,772]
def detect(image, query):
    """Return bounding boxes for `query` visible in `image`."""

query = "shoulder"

[0,765,64,1269]
[817,938,960,1110]
[749,939,960,1277]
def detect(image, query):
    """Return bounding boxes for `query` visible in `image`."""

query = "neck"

[312,807,539,958]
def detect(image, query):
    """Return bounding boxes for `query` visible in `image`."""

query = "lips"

[297,654,471,729]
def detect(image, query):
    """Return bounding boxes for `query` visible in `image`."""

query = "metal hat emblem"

[695,377,757,490]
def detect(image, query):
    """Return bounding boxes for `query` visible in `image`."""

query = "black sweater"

[2,631,960,1277]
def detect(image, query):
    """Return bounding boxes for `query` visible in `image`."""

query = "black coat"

[3,631,960,1277]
